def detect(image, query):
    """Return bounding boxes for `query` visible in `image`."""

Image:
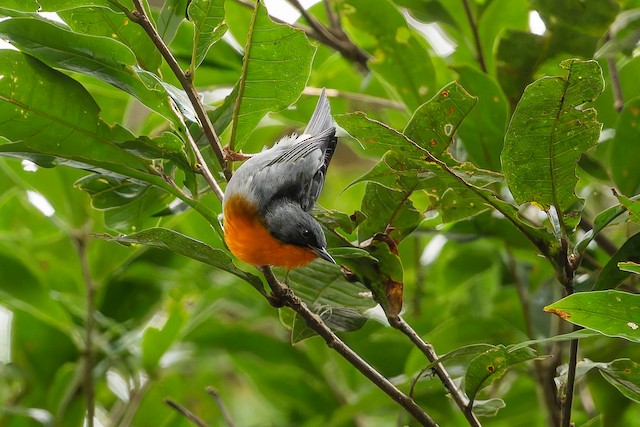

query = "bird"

[223,90,337,269]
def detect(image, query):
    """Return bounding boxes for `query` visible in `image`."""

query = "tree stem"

[259,267,439,427]
[128,0,230,180]
[462,0,487,73]
[388,316,482,427]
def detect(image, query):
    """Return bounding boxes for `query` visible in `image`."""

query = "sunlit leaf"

[593,233,640,290]
[544,290,640,342]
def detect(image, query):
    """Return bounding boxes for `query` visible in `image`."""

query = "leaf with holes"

[502,59,604,226]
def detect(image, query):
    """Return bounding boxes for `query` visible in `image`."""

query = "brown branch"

[165,399,209,427]
[233,0,369,70]
[128,0,230,180]
[259,266,439,427]
[604,32,624,113]
[72,230,95,427]
[206,387,236,427]
[388,316,482,427]
[462,0,487,73]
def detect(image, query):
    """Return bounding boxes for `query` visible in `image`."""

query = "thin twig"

[233,0,369,69]
[127,0,230,180]
[303,87,407,111]
[323,0,342,33]
[259,266,439,427]
[388,316,482,427]
[206,387,236,427]
[165,399,209,427]
[562,333,579,427]
[174,105,225,201]
[604,32,624,113]
[462,0,487,73]
[72,230,95,427]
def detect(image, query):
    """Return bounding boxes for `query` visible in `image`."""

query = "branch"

[303,87,407,111]
[233,0,370,70]
[127,0,230,180]
[72,229,95,427]
[462,0,487,73]
[562,329,580,427]
[388,316,482,427]
[165,399,209,427]
[604,32,624,113]
[259,266,439,427]
[206,387,236,427]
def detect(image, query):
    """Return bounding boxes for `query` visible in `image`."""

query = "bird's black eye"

[301,228,311,238]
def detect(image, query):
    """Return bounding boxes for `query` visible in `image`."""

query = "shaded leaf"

[594,233,640,290]
[0,0,111,12]
[464,345,536,401]
[611,100,640,194]
[142,303,186,373]
[188,0,227,72]
[0,18,176,120]
[575,198,632,254]
[274,261,375,342]
[618,262,640,275]
[101,227,265,293]
[340,0,436,110]
[231,1,315,148]
[544,290,640,342]
[598,358,640,403]
[502,59,604,224]
[158,0,189,45]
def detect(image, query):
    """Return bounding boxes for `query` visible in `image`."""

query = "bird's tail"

[304,89,333,135]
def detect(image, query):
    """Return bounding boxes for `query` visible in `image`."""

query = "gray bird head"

[263,200,334,264]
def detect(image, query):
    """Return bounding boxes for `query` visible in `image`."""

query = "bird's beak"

[312,246,336,264]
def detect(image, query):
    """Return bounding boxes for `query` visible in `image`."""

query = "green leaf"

[0,0,111,12]
[230,1,315,149]
[59,6,162,72]
[598,358,640,403]
[335,112,417,158]
[158,0,189,45]
[0,18,176,120]
[0,51,152,177]
[464,345,536,401]
[404,81,477,158]
[611,98,640,196]
[340,0,436,110]
[616,192,640,223]
[502,59,604,222]
[75,174,171,233]
[357,182,422,243]
[594,233,640,290]
[101,227,265,294]
[618,262,640,275]
[575,199,632,255]
[472,398,506,417]
[544,290,640,342]
[188,0,227,73]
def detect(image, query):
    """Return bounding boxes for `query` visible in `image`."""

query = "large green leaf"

[102,227,265,293]
[544,290,640,342]
[340,0,436,110]
[0,0,111,12]
[0,51,152,177]
[502,59,604,222]
[0,18,176,120]
[230,1,315,149]
[158,0,189,45]
[187,0,227,73]
[59,6,162,72]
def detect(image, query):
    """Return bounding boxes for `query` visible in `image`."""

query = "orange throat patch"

[223,194,317,269]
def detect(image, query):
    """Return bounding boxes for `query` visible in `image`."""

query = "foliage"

[1,0,640,426]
